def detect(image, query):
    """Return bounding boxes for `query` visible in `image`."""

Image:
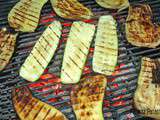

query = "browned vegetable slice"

[0,28,18,71]
[12,86,68,120]
[8,0,47,32]
[126,4,160,48]
[50,0,93,20]
[71,75,107,120]
[96,0,129,11]
[134,57,160,119]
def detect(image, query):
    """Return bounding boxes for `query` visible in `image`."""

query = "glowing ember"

[104,100,110,107]
[48,98,57,102]
[62,22,72,27]
[112,101,125,107]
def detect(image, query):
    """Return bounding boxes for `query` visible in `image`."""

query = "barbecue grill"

[0,0,160,120]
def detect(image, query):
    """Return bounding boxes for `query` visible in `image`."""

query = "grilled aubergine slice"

[12,86,68,120]
[50,0,93,20]
[126,4,160,48]
[0,28,18,71]
[61,21,95,84]
[93,15,118,76]
[20,21,62,82]
[8,0,47,32]
[134,57,160,119]
[71,75,107,120]
[96,0,129,11]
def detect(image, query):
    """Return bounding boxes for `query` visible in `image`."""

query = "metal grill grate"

[0,0,160,120]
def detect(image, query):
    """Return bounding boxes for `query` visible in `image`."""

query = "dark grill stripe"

[95,49,117,57]
[61,69,74,82]
[34,46,49,63]
[37,40,48,53]
[24,99,38,118]
[12,16,36,28]
[30,52,46,69]
[42,36,52,47]
[21,1,42,10]
[33,104,45,120]
[48,26,61,39]
[42,108,52,120]
[18,96,30,113]
[96,45,117,53]
[14,8,38,23]
[68,56,82,70]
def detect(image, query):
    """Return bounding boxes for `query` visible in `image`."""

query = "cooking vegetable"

[8,0,47,32]
[61,21,95,84]
[50,0,93,20]
[0,28,18,71]
[71,75,107,120]
[12,86,68,120]
[134,57,160,119]
[20,21,62,82]
[126,4,160,48]
[96,0,129,11]
[93,15,118,75]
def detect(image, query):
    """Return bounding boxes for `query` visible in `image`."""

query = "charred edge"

[33,104,45,120]
[62,69,74,82]
[30,52,45,69]
[42,108,52,120]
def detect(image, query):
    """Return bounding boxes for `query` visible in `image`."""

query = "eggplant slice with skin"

[0,28,18,71]
[93,15,118,76]
[96,0,129,11]
[8,0,48,32]
[134,57,160,119]
[20,21,62,82]
[12,86,68,120]
[50,0,93,20]
[61,21,95,84]
[126,4,160,48]
[71,75,107,120]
